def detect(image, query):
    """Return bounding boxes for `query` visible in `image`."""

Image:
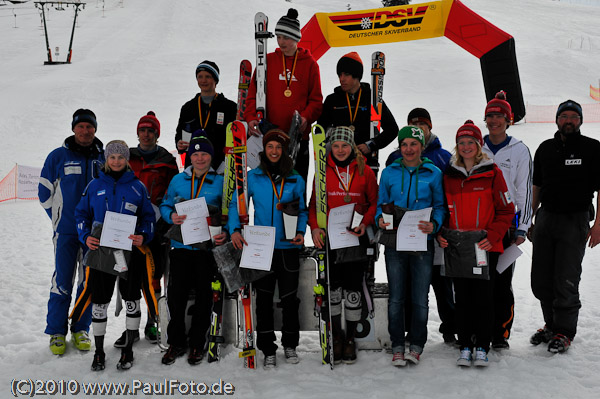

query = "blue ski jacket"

[227,167,308,250]
[75,169,155,246]
[160,166,224,250]
[38,136,104,235]
[376,157,446,238]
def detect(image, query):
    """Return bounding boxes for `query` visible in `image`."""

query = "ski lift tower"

[34,1,86,64]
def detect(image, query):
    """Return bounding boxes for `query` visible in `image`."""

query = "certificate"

[181,130,192,143]
[496,243,523,274]
[246,134,263,169]
[327,204,359,250]
[240,225,276,271]
[396,207,432,251]
[99,211,137,251]
[175,197,210,245]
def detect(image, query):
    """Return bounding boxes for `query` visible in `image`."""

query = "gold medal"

[284,89,292,97]
[349,125,355,132]
[344,194,351,203]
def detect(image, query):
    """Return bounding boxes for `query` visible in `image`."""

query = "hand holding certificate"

[328,204,360,250]
[100,211,138,251]
[396,207,432,251]
[239,225,276,271]
[175,197,211,245]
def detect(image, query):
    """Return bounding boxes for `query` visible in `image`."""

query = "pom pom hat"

[137,111,160,137]
[275,9,301,42]
[456,120,483,146]
[484,91,512,121]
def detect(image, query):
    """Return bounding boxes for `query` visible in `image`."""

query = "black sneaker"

[91,352,105,372]
[162,345,187,365]
[492,338,510,350]
[117,350,134,370]
[188,348,204,365]
[342,340,357,364]
[548,334,571,354]
[530,326,553,345]
[114,330,140,348]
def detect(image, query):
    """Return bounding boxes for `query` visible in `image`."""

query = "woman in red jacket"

[438,120,514,368]
[308,126,378,364]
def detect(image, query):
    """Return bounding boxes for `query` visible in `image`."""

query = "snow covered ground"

[1,0,599,398]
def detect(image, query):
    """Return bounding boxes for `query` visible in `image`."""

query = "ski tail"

[237,60,252,121]
[207,278,225,363]
[254,12,273,122]
[287,110,302,165]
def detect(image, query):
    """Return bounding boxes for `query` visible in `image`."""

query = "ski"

[237,60,253,121]
[370,51,385,173]
[311,123,334,369]
[254,12,273,123]
[222,123,236,225]
[207,279,225,363]
[287,110,302,165]
[231,120,255,369]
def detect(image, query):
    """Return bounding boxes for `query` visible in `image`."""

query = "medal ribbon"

[191,170,208,199]
[345,88,362,126]
[334,165,355,197]
[197,93,218,130]
[281,51,298,94]
[266,171,285,207]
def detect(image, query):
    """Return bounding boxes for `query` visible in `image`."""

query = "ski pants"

[493,231,515,342]
[166,248,216,350]
[254,248,300,356]
[45,232,91,335]
[329,257,365,322]
[531,208,588,340]
[454,252,499,353]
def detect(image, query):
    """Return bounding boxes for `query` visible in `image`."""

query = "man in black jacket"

[530,99,600,353]
[318,52,399,174]
[175,60,237,172]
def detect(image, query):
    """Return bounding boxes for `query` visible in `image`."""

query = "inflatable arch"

[299,0,525,122]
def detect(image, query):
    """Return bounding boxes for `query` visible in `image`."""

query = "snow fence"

[0,164,41,203]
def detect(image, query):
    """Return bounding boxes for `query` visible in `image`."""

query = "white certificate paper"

[99,211,137,251]
[496,243,523,274]
[175,197,210,245]
[240,225,276,271]
[246,134,263,169]
[396,208,432,251]
[328,204,359,250]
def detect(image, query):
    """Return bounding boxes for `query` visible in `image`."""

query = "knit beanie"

[105,140,130,161]
[336,52,363,80]
[397,125,425,147]
[195,60,220,83]
[485,91,512,121]
[329,126,354,146]
[275,9,301,42]
[137,111,160,137]
[556,99,583,123]
[456,120,483,146]
[407,108,432,129]
[72,108,97,131]
[263,129,290,149]
[187,135,214,158]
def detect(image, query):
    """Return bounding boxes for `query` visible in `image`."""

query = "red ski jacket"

[244,47,323,140]
[129,146,179,206]
[308,153,378,230]
[443,158,515,253]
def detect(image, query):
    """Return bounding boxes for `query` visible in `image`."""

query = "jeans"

[385,240,433,354]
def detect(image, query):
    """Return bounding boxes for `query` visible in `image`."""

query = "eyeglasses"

[558,115,580,121]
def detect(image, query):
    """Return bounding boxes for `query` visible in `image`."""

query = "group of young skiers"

[39,7,600,373]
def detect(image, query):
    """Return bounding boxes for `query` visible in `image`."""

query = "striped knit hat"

[195,60,220,83]
[329,126,354,146]
[275,9,301,42]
